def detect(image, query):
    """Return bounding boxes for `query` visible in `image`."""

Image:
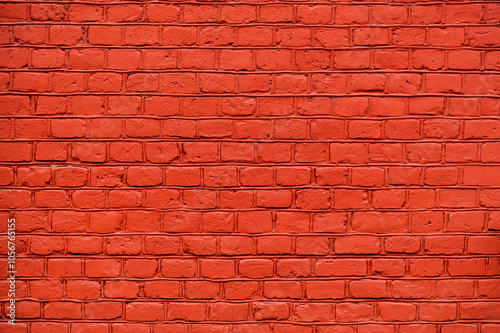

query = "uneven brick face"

[1,0,499,331]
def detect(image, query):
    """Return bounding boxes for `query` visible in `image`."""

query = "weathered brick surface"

[0,0,499,331]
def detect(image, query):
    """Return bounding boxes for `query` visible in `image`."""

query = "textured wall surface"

[0,0,500,332]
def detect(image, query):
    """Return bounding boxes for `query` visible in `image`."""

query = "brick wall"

[1,1,500,332]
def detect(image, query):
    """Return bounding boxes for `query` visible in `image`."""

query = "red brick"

[429,27,465,47]
[199,26,234,46]
[259,4,292,22]
[336,97,369,116]
[256,236,291,255]
[88,26,122,45]
[274,212,309,233]
[49,25,84,45]
[256,50,293,70]
[210,303,248,321]
[85,301,122,320]
[378,303,416,321]
[253,302,289,320]
[222,97,257,116]
[200,259,235,279]
[143,49,178,69]
[44,302,81,319]
[106,235,142,255]
[350,280,387,299]
[185,280,220,300]
[368,144,404,163]
[337,303,374,322]
[238,27,274,46]
[220,142,255,163]
[184,4,217,22]
[460,302,500,320]
[126,302,164,321]
[224,281,259,301]
[2,2,499,327]
[393,28,426,46]
[372,5,407,23]
[336,236,381,254]
[423,120,460,139]
[316,259,367,277]
[448,258,487,276]
[264,281,302,299]
[276,260,310,279]
[105,281,140,298]
[167,303,205,321]
[12,25,48,44]
[219,191,253,209]
[468,236,500,254]
[220,236,253,255]
[145,4,179,23]
[409,259,444,277]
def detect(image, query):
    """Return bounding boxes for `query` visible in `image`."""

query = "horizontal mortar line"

[4,230,500,235]
[0,205,498,210]
[7,322,492,326]
[19,295,500,300]
[1,206,497,210]
[4,115,500,120]
[7,320,500,326]
[2,92,499,97]
[0,162,498,170]
[6,254,499,259]
[2,162,500,167]
[4,274,499,278]
[6,276,499,281]
[5,276,500,282]
[4,184,500,190]
[2,204,496,211]
[3,182,500,187]
[1,205,497,211]
[4,298,500,304]
[2,115,500,120]
[3,44,500,51]
[1,22,499,28]
[3,167,498,173]
[2,139,500,144]
[4,275,498,280]
[3,69,500,75]
[0,1,496,9]
[5,231,499,237]
[3,164,498,169]
[5,179,500,184]
[1,158,500,162]
[2,208,497,213]
[0,0,494,5]
[9,255,500,259]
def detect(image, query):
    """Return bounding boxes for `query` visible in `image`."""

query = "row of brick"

[1,322,499,333]
[6,210,498,234]
[3,96,499,117]
[3,165,500,188]
[4,72,500,95]
[2,25,500,48]
[2,141,500,164]
[3,298,500,324]
[2,187,500,209]
[20,234,500,257]
[3,118,500,141]
[16,159,500,182]
[2,3,499,24]
[7,277,500,301]
[3,48,500,71]
[5,257,500,278]
[3,300,500,323]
